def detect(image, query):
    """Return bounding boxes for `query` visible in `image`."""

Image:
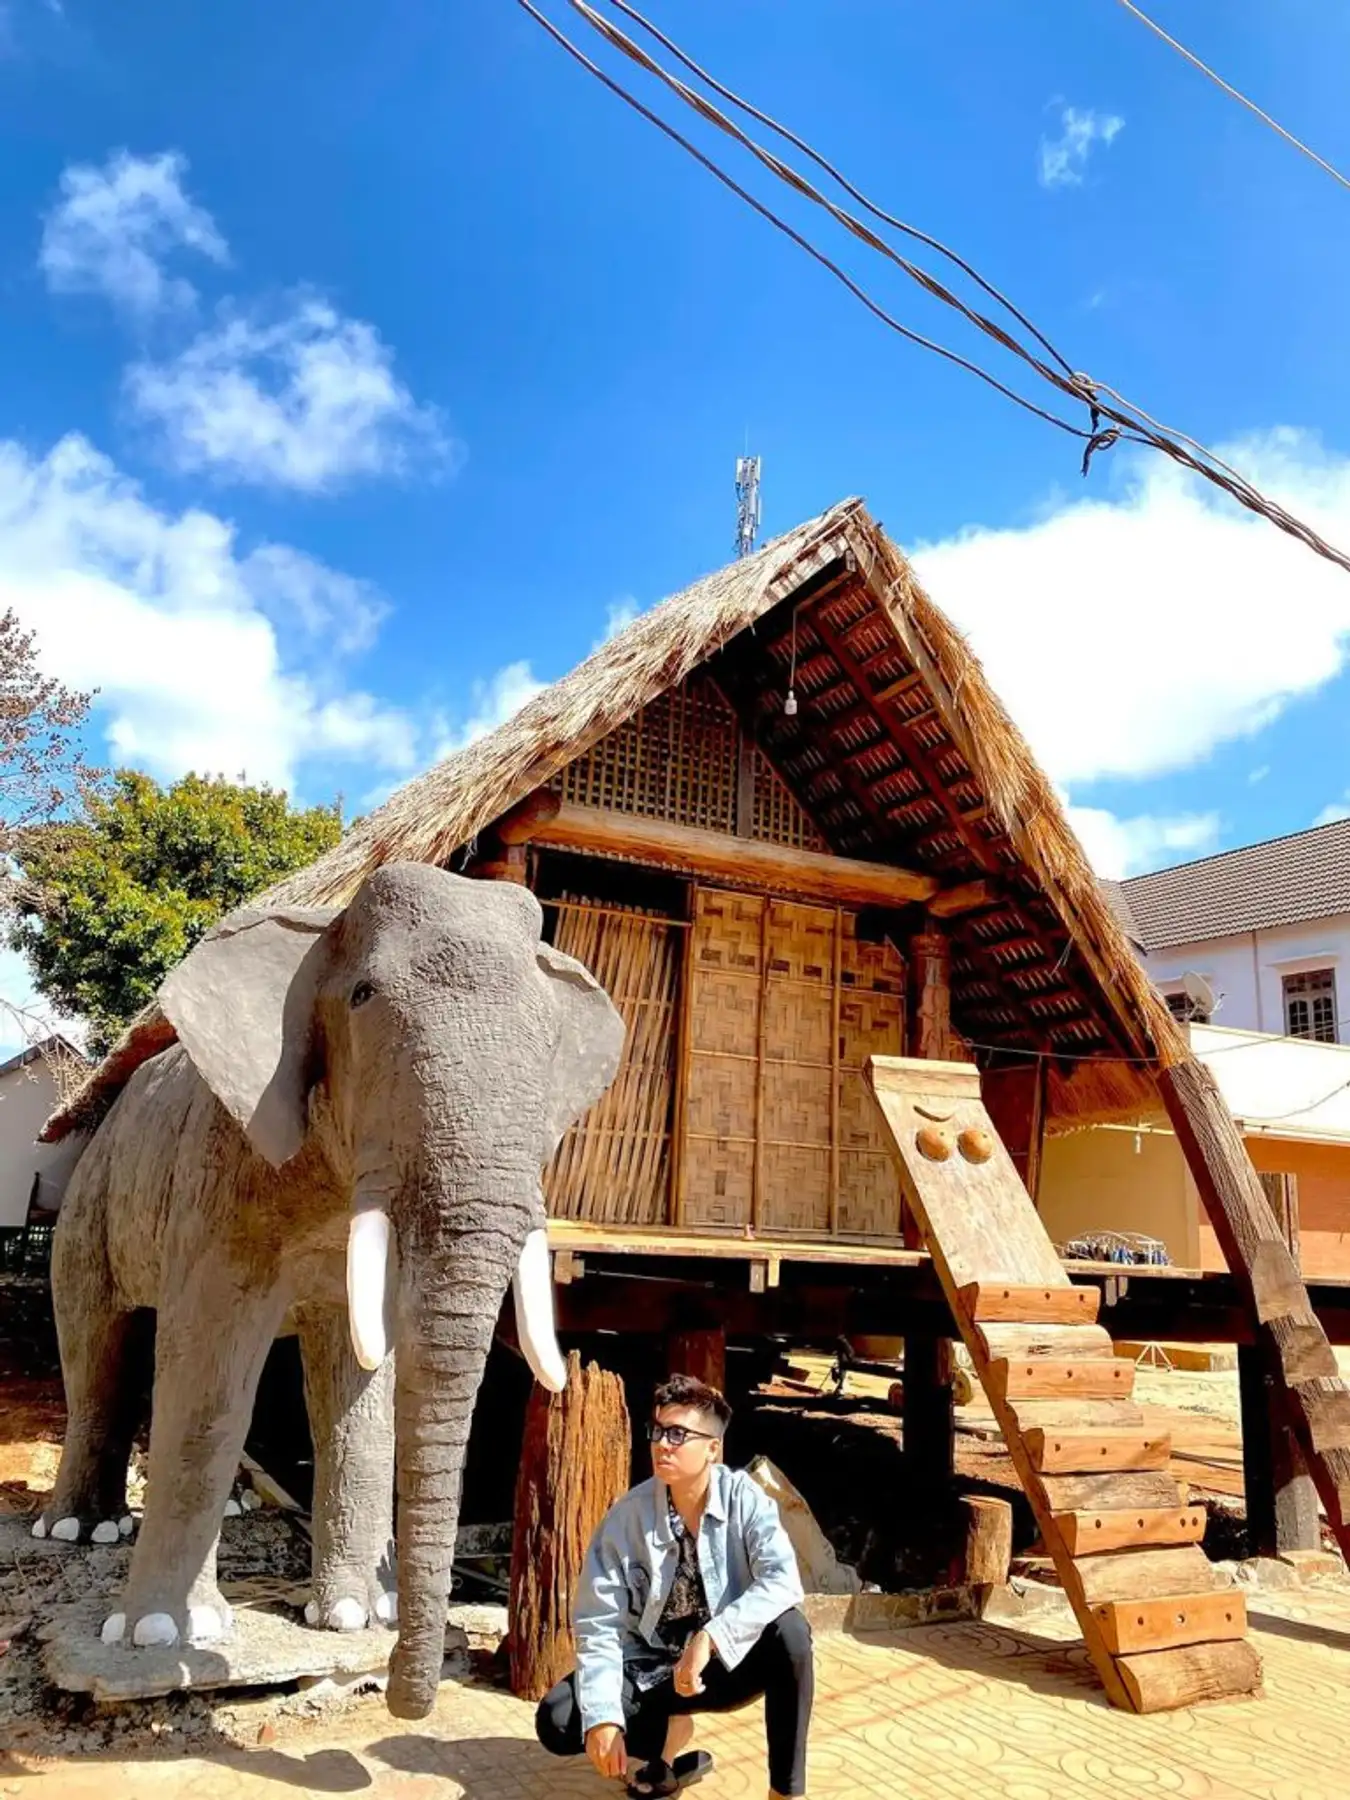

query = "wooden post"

[1238,1343,1320,1556]
[902,1333,955,1487]
[961,1494,1013,1603]
[983,1061,1047,1204]
[1159,1057,1350,1563]
[666,1325,727,1395]
[508,1351,632,1700]
[909,928,955,1063]
[1259,1170,1300,1269]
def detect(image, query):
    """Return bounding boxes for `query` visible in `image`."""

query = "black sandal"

[626,1750,714,1797]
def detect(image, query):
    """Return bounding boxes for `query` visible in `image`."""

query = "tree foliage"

[0,609,97,852]
[10,771,342,1053]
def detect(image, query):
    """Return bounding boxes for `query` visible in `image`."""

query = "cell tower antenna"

[734,454,761,558]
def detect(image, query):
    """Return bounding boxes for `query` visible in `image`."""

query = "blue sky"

[3,0,1350,1020]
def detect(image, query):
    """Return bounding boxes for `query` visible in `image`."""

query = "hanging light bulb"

[784,606,799,716]
[784,688,798,716]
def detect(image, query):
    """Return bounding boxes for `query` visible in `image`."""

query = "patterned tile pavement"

[5,1589,1350,1800]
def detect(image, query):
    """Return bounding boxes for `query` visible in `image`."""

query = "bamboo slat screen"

[542,900,682,1225]
[550,674,822,848]
[681,887,906,1237]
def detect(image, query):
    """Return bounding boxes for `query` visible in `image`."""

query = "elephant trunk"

[385,1173,544,1720]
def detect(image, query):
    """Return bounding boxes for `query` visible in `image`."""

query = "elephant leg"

[35,1212,141,1546]
[297,1304,396,1631]
[105,1283,287,1650]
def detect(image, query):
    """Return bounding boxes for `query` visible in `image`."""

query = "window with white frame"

[1282,968,1338,1043]
[1162,987,1210,1025]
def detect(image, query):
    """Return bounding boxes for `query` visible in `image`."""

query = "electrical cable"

[1115,0,1350,195]
[515,0,1350,576]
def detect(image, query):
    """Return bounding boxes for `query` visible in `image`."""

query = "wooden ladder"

[868,1055,1261,1713]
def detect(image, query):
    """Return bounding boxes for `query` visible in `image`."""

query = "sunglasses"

[647,1421,717,1448]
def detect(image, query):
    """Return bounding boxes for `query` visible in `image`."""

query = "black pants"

[536,1607,813,1796]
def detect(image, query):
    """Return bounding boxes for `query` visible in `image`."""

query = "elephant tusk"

[347,1209,391,1372]
[513,1227,567,1393]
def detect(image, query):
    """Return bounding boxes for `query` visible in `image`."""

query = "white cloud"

[911,428,1350,874]
[429,660,546,760]
[125,299,450,492]
[595,597,640,649]
[40,149,228,317]
[1066,805,1220,880]
[1248,764,1270,785]
[0,946,80,1064]
[1038,106,1124,189]
[0,433,419,792]
[1315,798,1350,826]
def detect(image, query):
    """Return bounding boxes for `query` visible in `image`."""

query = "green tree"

[9,771,342,1053]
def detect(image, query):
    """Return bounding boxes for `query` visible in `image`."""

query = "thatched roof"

[47,497,1186,1142]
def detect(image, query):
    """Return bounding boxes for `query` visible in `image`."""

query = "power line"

[1116,0,1350,194]
[517,0,1350,578]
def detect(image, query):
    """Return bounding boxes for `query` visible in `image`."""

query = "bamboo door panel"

[681,887,905,1238]
[543,904,681,1225]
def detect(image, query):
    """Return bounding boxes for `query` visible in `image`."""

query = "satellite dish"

[1181,971,1217,1019]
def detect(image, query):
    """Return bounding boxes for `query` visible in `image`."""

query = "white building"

[1105,817,1350,1042]
[0,1040,87,1231]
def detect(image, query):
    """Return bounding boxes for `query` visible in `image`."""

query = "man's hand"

[674,1629,713,1697]
[585,1723,629,1780]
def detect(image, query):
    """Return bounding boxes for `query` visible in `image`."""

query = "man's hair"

[653,1373,732,1435]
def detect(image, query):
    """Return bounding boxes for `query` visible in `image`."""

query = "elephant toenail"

[51,1517,81,1542]
[132,1613,180,1647]
[222,1498,242,1518]
[101,1612,127,1645]
[187,1605,230,1644]
[91,1521,120,1545]
[304,1600,320,1626]
[118,1516,135,1537]
[326,1597,367,1632]
[30,1518,47,1539]
[374,1591,397,1625]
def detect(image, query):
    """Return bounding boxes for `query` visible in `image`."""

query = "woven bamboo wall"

[681,888,905,1237]
[542,901,682,1225]
[549,674,825,850]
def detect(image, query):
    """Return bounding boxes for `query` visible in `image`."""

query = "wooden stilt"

[903,1333,955,1487]
[666,1324,727,1395]
[1239,1344,1320,1556]
[508,1351,631,1701]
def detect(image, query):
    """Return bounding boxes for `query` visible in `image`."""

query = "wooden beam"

[1025,1429,1171,1475]
[928,880,996,919]
[1056,1507,1206,1556]
[1159,1056,1350,1564]
[959,1282,1099,1326]
[987,1358,1135,1402]
[522,798,940,910]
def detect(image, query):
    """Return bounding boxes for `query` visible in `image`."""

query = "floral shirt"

[654,1495,711,1656]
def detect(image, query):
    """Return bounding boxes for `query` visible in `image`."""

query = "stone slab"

[40,1596,469,1702]
[803,1586,974,1635]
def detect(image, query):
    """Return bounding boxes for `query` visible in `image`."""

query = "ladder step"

[959,1281,1100,1325]
[1295,1380,1350,1453]
[1026,1428,1172,1473]
[1074,1544,1217,1607]
[1011,1398,1146,1432]
[988,1358,1135,1402]
[1041,1471,1181,1514]
[1114,1640,1262,1712]
[1095,1590,1247,1656]
[976,1322,1114,1362]
[1057,1507,1206,1556]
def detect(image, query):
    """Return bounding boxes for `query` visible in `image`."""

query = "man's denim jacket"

[573,1464,804,1736]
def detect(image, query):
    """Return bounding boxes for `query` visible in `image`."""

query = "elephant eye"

[350,981,377,1009]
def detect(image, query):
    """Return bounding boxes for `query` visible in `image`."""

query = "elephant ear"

[536,941,626,1162]
[159,905,339,1168]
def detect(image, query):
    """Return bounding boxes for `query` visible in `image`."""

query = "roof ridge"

[1122,813,1350,889]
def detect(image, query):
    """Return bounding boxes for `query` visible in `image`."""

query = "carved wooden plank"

[1095,1590,1247,1656]
[1026,1429,1172,1474]
[959,1280,1099,1325]
[1115,1641,1262,1712]
[975,1322,1114,1362]
[1058,1507,1206,1556]
[1040,1470,1182,1513]
[1073,1544,1217,1606]
[988,1358,1135,1402]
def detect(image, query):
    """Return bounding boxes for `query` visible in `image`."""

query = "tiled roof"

[1097,878,1143,948]
[1120,817,1350,951]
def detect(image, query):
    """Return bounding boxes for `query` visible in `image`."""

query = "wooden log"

[1239,1344,1319,1555]
[1072,1543,1217,1607]
[1259,1168,1301,1269]
[508,1352,632,1701]
[903,1334,955,1486]
[988,1358,1135,1402]
[1009,1397,1147,1432]
[1040,1471,1182,1513]
[962,1495,1013,1589]
[1094,1590,1247,1656]
[975,1322,1114,1362]
[1115,1641,1262,1712]
[527,798,941,910]
[666,1325,727,1395]
[1057,1507,1206,1556]
[927,879,996,919]
[959,1281,1099,1325]
[1025,1429,1172,1474]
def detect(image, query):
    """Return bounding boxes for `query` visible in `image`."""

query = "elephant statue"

[33,862,624,1719]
